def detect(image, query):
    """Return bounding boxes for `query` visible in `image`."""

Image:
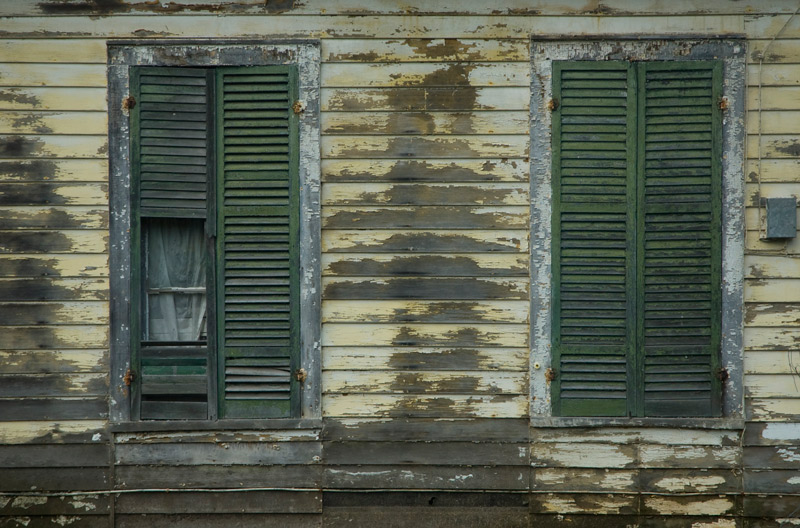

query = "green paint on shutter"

[132,67,211,218]
[215,66,300,419]
[637,61,722,417]
[552,60,723,418]
[552,62,636,417]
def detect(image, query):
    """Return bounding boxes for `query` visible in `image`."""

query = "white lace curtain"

[145,218,207,342]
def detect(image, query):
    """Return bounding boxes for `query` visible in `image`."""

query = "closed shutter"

[637,62,722,417]
[552,60,722,417]
[552,62,636,417]
[216,66,300,419]
[132,67,211,218]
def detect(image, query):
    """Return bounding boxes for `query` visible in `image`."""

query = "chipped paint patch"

[10,496,47,509]
[763,422,800,441]
[644,496,733,516]
[691,520,736,528]
[68,495,98,512]
[777,447,800,462]
[651,475,727,493]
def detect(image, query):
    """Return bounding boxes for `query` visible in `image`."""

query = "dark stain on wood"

[388,373,484,394]
[327,256,525,277]
[0,278,107,301]
[0,397,107,421]
[37,0,294,14]
[324,278,526,300]
[326,159,517,183]
[0,207,108,229]
[324,206,524,230]
[117,464,322,489]
[38,0,126,15]
[773,139,800,157]
[0,374,107,398]
[387,348,506,369]
[9,114,53,134]
[2,467,109,492]
[0,183,105,206]
[328,232,522,253]
[0,89,40,107]
[0,256,60,277]
[390,325,512,347]
[745,302,800,325]
[0,160,58,180]
[2,303,76,324]
[332,184,520,205]
[0,136,45,158]
[403,39,478,61]
[322,418,529,442]
[327,88,491,112]
[0,349,106,374]
[1,231,78,253]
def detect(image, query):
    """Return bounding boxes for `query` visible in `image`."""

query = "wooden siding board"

[0,231,107,253]
[115,442,322,466]
[114,491,322,514]
[116,514,322,528]
[322,87,530,111]
[321,159,528,183]
[322,183,529,205]
[0,494,110,515]
[322,229,529,253]
[0,255,109,277]
[321,62,530,87]
[0,88,107,111]
[0,159,108,182]
[323,346,528,371]
[321,111,530,135]
[322,277,529,300]
[324,441,528,465]
[0,207,108,230]
[322,39,530,62]
[324,465,528,490]
[322,323,528,347]
[0,467,109,491]
[0,301,108,326]
[0,111,107,135]
[0,420,106,444]
[322,371,527,395]
[323,394,527,418]
[322,417,530,442]
[116,464,323,489]
[321,299,530,323]
[0,443,108,468]
[321,254,530,277]
[321,135,529,159]
[0,373,107,398]
[0,350,106,374]
[0,397,107,421]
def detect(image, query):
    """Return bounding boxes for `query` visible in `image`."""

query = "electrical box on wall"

[763,197,797,239]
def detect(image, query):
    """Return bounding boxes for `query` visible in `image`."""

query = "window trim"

[529,38,745,424]
[108,41,321,424]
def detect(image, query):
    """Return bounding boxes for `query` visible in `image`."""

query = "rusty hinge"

[718,97,729,111]
[547,98,559,111]
[292,100,304,115]
[544,368,556,382]
[122,95,136,110]
[716,367,729,383]
[123,369,135,387]
[294,368,307,383]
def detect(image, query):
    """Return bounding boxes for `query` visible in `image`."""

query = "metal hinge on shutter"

[295,368,307,383]
[123,95,136,110]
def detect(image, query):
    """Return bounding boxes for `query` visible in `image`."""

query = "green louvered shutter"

[215,66,300,419]
[552,62,637,417]
[637,61,722,417]
[131,67,212,420]
[132,67,211,217]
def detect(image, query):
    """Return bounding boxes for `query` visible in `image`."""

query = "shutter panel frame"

[215,65,301,420]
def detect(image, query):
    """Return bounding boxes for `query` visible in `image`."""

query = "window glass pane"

[143,218,207,342]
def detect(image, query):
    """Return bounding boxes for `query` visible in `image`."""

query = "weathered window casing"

[530,39,745,425]
[108,42,321,424]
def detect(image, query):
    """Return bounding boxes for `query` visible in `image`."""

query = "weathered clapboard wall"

[0,1,799,527]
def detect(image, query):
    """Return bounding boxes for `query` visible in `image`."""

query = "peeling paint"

[10,496,47,509]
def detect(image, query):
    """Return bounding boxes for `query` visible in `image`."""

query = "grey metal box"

[764,197,797,239]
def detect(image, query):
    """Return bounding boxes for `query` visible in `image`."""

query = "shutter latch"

[292,100,304,114]
[716,367,729,383]
[548,98,559,111]
[123,369,135,387]
[123,95,136,110]
[294,368,307,383]
[544,368,556,382]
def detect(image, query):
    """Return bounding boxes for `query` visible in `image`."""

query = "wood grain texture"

[322,371,527,394]
[321,159,528,182]
[322,346,528,370]
[321,62,530,87]
[322,183,528,205]
[321,135,529,158]
[322,39,529,63]
[323,393,527,418]
[322,229,528,253]
[322,111,529,135]
[322,87,530,111]
[322,323,528,347]
[0,87,107,111]
[0,110,107,134]
[322,299,529,323]
[321,253,529,276]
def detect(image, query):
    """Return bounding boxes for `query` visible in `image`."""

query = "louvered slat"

[139,345,209,420]
[638,62,722,417]
[553,62,635,417]
[216,66,299,419]
[133,68,210,217]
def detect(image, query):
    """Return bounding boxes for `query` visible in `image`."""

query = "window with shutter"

[551,60,723,418]
[128,64,301,420]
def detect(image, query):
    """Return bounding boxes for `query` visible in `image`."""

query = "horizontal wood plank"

[744,350,800,374]
[322,299,529,323]
[322,87,530,111]
[322,39,529,62]
[0,184,108,206]
[323,393,527,418]
[0,159,108,182]
[322,183,528,205]
[0,39,107,63]
[321,62,530,87]
[115,490,321,514]
[324,441,527,465]
[0,63,106,87]
[0,373,106,398]
[0,324,108,349]
[0,134,107,159]
[322,371,527,394]
[0,419,106,444]
[322,346,528,371]
[0,110,107,134]
[0,206,108,229]
[322,253,529,277]
[322,323,528,347]
[0,87,107,111]
[324,465,527,490]
[115,442,322,466]
[0,230,107,253]
[322,135,529,158]
[0,254,108,277]
[321,158,528,182]
[322,111,529,135]
[323,277,529,300]
[322,229,528,253]
[0,349,106,374]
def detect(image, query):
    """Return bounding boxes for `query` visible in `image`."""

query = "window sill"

[110,418,322,433]
[529,416,744,430]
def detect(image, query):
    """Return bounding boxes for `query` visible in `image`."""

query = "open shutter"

[216,66,300,419]
[131,67,212,420]
[132,67,211,218]
[552,62,637,417]
[637,62,722,417]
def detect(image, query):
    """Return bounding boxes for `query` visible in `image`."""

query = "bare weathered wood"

[531,443,637,469]
[532,468,637,492]
[0,420,106,444]
[324,465,527,490]
[639,469,741,493]
[116,464,323,489]
[324,441,527,465]
[115,491,322,514]
[0,467,108,492]
[743,422,800,446]
[117,514,321,528]
[0,279,107,301]
[743,445,800,469]
[322,159,528,182]
[743,494,800,517]
[115,442,322,466]
[323,206,529,228]
[530,427,741,446]
[746,398,800,421]
[322,299,528,323]
[0,207,108,229]
[322,371,527,395]
[322,346,528,371]
[640,445,740,469]
[0,443,108,468]
[0,493,110,515]
[529,492,638,515]
[322,277,529,300]
[744,468,800,493]
[0,325,107,349]
[0,302,108,325]
[322,229,528,253]
[0,397,107,421]
[0,184,108,205]
[641,495,737,516]
[322,417,529,442]
[0,230,107,253]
